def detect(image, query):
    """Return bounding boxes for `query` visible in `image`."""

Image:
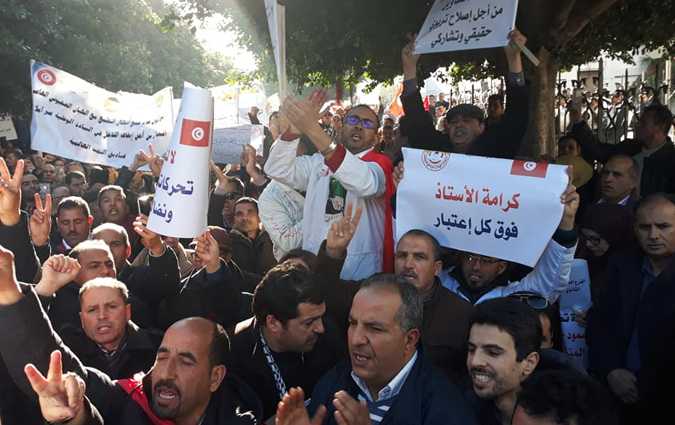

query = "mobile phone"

[137,195,153,217]
[38,183,50,197]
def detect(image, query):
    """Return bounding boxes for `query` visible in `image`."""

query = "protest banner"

[30,61,174,168]
[212,124,264,165]
[415,0,519,55]
[265,0,288,98]
[559,259,591,368]
[0,115,18,140]
[147,84,213,238]
[396,148,568,266]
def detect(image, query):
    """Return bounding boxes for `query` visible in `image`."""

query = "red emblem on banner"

[180,118,211,147]
[37,69,56,86]
[510,160,548,178]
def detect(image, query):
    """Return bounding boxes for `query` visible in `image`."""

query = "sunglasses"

[509,292,550,310]
[344,115,377,130]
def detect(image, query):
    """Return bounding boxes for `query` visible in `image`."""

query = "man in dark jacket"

[0,246,262,425]
[589,193,675,422]
[570,104,675,197]
[230,197,276,288]
[59,277,162,379]
[318,207,474,382]
[230,263,344,420]
[276,274,476,425]
[399,30,529,159]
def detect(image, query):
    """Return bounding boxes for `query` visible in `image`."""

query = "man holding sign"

[399,29,529,159]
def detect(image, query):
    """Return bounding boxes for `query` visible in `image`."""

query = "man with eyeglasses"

[440,184,580,306]
[265,91,394,280]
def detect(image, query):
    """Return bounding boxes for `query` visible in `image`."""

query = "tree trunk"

[523,47,558,159]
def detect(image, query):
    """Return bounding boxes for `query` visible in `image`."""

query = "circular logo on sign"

[421,151,450,171]
[191,127,205,141]
[37,69,56,86]
[523,161,537,172]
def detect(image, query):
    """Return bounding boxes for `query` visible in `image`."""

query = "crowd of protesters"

[0,29,673,425]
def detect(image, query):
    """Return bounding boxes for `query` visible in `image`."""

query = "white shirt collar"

[350,350,418,402]
[355,147,374,159]
[598,194,631,206]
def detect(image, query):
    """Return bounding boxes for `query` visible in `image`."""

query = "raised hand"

[279,89,328,137]
[134,215,164,256]
[559,166,579,231]
[392,161,405,188]
[36,255,82,297]
[276,387,327,425]
[504,28,526,73]
[0,244,22,305]
[401,33,420,80]
[326,203,363,259]
[131,144,164,177]
[194,230,223,273]
[0,157,24,226]
[25,350,88,424]
[30,193,53,247]
[333,391,372,425]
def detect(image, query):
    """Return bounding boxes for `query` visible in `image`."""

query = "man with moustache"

[0,245,262,425]
[265,91,395,280]
[51,196,93,255]
[273,274,477,425]
[230,263,343,420]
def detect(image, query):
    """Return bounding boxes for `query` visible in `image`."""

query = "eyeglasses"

[223,192,242,201]
[464,254,501,265]
[580,232,603,245]
[344,115,377,130]
[509,292,550,310]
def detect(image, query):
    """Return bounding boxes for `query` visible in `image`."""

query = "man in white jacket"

[265,92,394,280]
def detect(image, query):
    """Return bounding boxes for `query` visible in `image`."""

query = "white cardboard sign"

[415,0,519,54]
[397,148,567,266]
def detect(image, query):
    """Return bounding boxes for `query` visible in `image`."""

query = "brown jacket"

[316,242,474,382]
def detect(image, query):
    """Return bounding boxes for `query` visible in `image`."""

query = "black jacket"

[0,285,262,425]
[570,122,675,196]
[230,317,345,420]
[308,350,477,425]
[60,321,162,379]
[230,229,276,290]
[400,80,529,159]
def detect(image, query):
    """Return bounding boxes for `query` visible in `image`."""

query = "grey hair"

[359,273,423,332]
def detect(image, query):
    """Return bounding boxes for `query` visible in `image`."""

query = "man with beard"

[52,197,93,255]
[265,90,394,280]
[273,274,477,425]
[97,185,140,252]
[230,263,343,420]
[466,298,542,425]
[0,246,262,424]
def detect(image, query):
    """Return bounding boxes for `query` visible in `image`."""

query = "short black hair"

[234,196,259,214]
[57,196,91,218]
[252,263,324,325]
[557,134,578,147]
[642,103,673,134]
[517,370,617,425]
[470,298,542,361]
[97,185,126,207]
[280,249,318,272]
[398,229,442,261]
[208,322,231,368]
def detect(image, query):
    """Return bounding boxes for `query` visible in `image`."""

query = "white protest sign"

[147,84,213,238]
[397,148,567,266]
[415,0,519,55]
[558,259,591,368]
[212,125,250,165]
[559,259,592,312]
[30,61,173,168]
[0,115,18,140]
[265,0,288,98]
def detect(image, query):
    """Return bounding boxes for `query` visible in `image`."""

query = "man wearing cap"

[400,30,530,159]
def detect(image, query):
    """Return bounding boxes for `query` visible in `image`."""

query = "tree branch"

[557,0,619,47]
[549,0,577,37]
